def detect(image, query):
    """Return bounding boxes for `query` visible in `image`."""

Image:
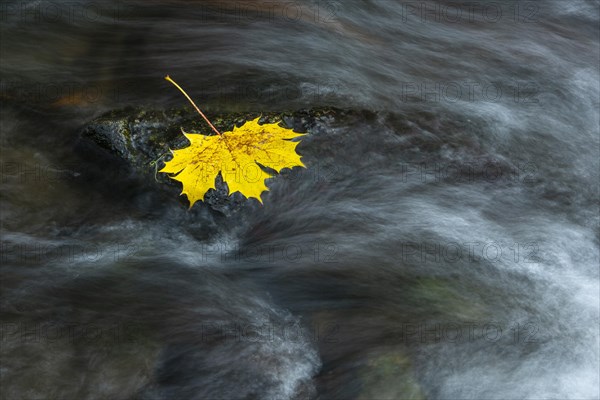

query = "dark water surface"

[1,1,599,399]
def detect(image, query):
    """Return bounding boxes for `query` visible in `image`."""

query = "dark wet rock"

[78,106,356,216]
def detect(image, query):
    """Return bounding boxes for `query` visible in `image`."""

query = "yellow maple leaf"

[159,76,305,207]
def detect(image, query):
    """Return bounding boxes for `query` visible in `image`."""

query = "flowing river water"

[1,1,599,399]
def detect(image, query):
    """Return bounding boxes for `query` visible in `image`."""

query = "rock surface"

[79,107,358,215]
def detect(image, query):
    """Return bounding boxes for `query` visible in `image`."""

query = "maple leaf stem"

[165,75,222,136]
